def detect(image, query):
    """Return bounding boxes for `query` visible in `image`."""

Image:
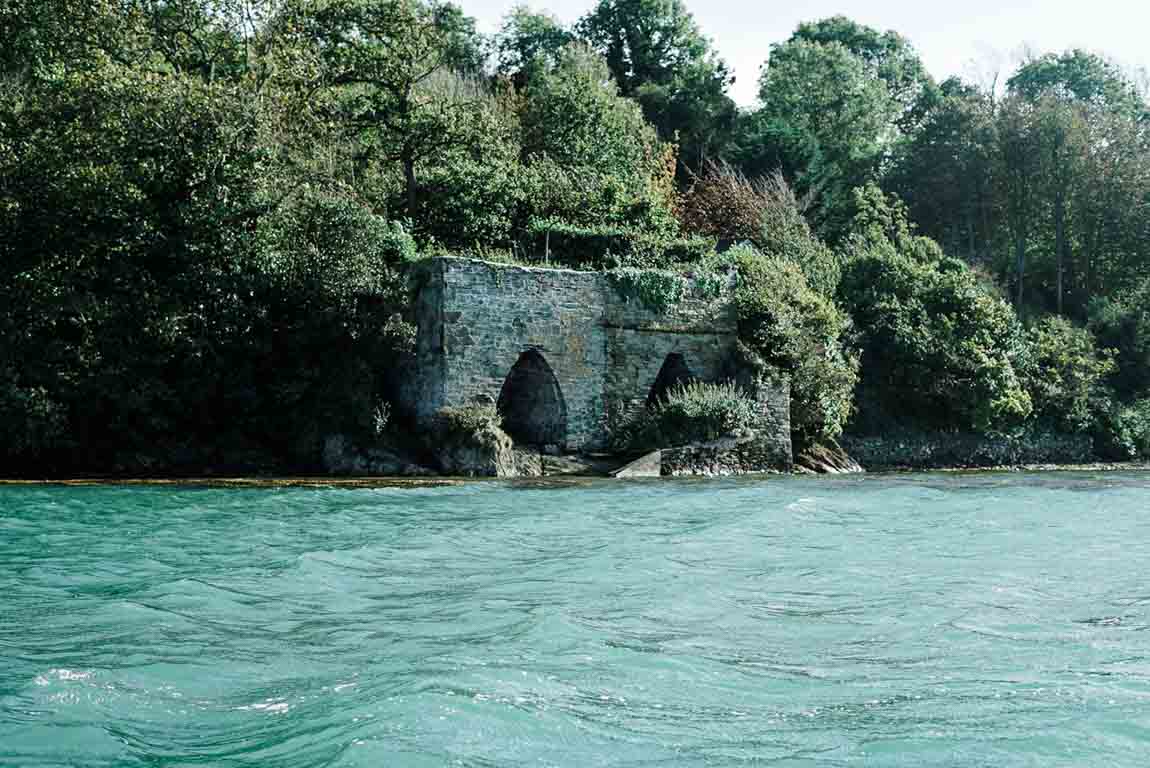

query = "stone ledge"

[661,431,792,477]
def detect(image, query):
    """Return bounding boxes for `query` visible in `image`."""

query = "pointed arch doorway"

[647,353,695,408]
[497,350,568,448]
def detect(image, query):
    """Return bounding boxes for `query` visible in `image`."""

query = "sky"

[463,0,1150,105]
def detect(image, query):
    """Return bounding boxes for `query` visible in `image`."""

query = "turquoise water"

[3,474,1150,766]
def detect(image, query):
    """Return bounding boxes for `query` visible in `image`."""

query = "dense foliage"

[840,245,1034,435]
[611,381,757,451]
[4,0,1150,472]
[733,245,858,445]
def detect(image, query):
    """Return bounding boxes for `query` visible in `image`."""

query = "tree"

[0,0,131,75]
[754,38,895,240]
[285,0,486,217]
[733,245,859,445]
[1000,50,1150,316]
[1071,107,1150,303]
[790,15,936,132]
[885,77,997,262]
[839,231,1033,435]
[517,43,677,234]
[1008,50,1144,115]
[1089,279,1150,401]
[1019,316,1114,434]
[494,6,573,78]
[577,0,717,95]
[995,93,1044,311]
[577,0,735,172]
[0,62,268,468]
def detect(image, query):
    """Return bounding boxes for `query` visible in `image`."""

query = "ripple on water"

[4,473,1150,766]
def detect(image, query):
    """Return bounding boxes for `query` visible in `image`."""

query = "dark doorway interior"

[647,353,695,408]
[497,350,568,447]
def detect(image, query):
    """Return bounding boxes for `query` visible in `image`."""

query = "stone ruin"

[398,257,792,472]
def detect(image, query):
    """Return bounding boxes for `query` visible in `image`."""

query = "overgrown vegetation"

[733,245,858,446]
[434,403,504,440]
[4,0,1150,473]
[606,268,686,312]
[612,381,757,452]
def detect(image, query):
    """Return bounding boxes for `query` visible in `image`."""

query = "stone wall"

[401,257,790,464]
[662,428,794,477]
[841,431,1094,470]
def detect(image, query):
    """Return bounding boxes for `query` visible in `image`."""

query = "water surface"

[3,473,1150,766]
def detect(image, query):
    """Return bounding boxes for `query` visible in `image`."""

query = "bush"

[839,241,1032,435]
[526,219,715,270]
[612,381,758,452]
[435,403,504,439]
[1020,316,1115,434]
[606,268,686,312]
[0,370,70,462]
[516,44,680,242]
[1094,399,1150,460]
[256,191,418,308]
[734,244,859,443]
[416,155,523,249]
[1088,280,1150,402]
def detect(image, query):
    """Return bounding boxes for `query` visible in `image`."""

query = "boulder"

[794,440,863,474]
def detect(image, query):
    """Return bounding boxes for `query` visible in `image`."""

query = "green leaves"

[754,38,896,241]
[576,0,734,173]
[1020,316,1115,434]
[839,241,1034,435]
[612,381,758,452]
[734,244,858,443]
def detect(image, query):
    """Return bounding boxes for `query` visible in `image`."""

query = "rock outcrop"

[794,440,864,474]
[660,431,793,477]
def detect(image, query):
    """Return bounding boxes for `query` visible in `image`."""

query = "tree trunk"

[403,147,417,218]
[1054,182,1066,316]
[1015,231,1026,310]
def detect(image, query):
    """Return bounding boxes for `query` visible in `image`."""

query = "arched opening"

[497,350,567,447]
[647,353,695,408]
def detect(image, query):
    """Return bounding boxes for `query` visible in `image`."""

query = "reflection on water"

[3,472,1150,766]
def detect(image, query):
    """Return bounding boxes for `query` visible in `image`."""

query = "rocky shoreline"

[6,460,1148,487]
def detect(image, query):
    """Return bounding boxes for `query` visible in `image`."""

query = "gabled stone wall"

[401,257,791,466]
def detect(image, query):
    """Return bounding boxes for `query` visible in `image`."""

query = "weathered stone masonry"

[401,257,791,466]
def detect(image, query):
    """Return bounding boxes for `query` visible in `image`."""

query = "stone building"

[400,258,791,469]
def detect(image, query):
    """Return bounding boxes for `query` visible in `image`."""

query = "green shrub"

[435,403,504,438]
[256,191,418,307]
[733,244,859,443]
[526,219,716,270]
[1020,316,1116,435]
[612,381,758,452]
[416,156,522,249]
[655,235,719,267]
[1094,399,1150,460]
[527,219,632,267]
[0,370,70,461]
[606,268,686,312]
[515,45,680,244]
[839,241,1032,435]
[1088,280,1150,402]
